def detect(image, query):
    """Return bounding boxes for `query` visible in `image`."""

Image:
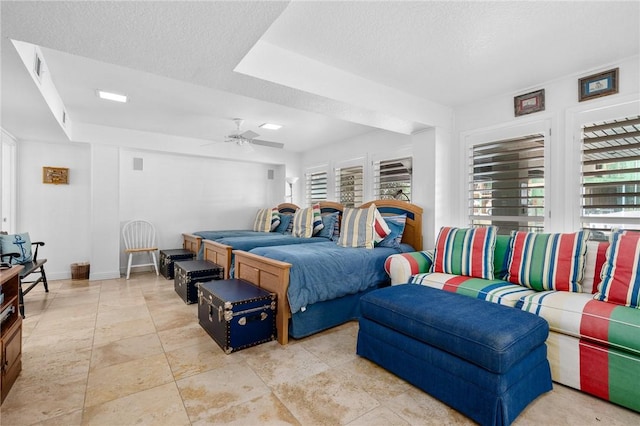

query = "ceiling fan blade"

[252,139,285,149]
[240,130,260,140]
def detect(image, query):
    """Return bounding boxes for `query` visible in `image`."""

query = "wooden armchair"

[0,233,48,318]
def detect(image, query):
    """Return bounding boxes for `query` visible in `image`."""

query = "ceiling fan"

[223,118,285,150]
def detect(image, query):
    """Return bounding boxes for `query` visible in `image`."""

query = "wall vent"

[133,157,143,171]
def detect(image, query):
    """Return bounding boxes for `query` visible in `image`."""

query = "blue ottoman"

[357,284,552,426]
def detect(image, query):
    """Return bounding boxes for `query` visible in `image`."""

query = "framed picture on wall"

[42,166,69,184]
[579,68,619,102]
[514,89,545,116]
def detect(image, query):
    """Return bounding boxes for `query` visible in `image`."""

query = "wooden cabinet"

[1,265,22,404]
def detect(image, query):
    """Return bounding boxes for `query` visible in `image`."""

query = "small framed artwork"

[579,68,619,102]
[514,89,545,116]
[42,166,69,185]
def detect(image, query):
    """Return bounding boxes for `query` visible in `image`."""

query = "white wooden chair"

[122,220,159,279]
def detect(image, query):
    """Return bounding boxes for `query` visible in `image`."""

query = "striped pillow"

[311,203,324,235]
[291,206,314,238]
[338,205,378,248]
[595,231,640,308]
[372,207,392,244]
[506,230,589,292]
[253,208,278,232]
[432,226,497,280]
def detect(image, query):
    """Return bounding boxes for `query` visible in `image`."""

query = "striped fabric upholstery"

[372,207,391,244]
[506,231,589,292]
[311,203,324,235]
[409,273,536,307]
[582,240,609,294]
[269,208,281,231]
[291,206,314,238]
[338,205,377,248]
[432,226,497,280]
[595,231,640,308]
[252,208,277,232]
[384,250,433,285]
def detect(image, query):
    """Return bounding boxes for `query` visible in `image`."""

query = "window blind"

[373,157,412,201]
[335,165,363,208]
[581,115,640,237]
[469,134,545,234]
[305,170,327,206]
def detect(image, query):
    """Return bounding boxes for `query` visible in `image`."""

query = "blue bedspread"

[249,241,404,314]
[215,234,327,252]
[194,230,269,240]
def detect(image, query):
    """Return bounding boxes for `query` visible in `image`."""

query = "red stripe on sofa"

[593,242,609,294]
[579,340,610,401]
[443,275,471,293]
[580,299,615,345]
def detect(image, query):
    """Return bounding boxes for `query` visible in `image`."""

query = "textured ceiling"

[1,1,638,152]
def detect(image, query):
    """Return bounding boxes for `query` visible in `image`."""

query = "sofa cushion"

[595,231,640,308]
[432,226,497,280]
[506,230,589,292]
[517,291,640,355]
[409,272,536,307]
[582,240,609,294]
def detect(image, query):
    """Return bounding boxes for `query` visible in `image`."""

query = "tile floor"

[2,272,640,425]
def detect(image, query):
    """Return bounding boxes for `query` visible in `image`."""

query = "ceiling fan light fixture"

[259,123,282,130]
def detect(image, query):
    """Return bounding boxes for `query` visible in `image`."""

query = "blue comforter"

[194,230,269,240]
[249,241,405,314]
[215,234,327,252]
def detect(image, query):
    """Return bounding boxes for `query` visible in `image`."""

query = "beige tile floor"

[2,272,640,425]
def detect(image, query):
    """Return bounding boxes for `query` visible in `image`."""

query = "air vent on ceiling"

[33,51,43,81]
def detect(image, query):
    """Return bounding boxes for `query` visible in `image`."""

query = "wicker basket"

[71,262,90,280]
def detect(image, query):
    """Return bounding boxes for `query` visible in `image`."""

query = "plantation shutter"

[373,157,412,201]
[305,170,327,206]
[469,134,545,234]
[581,115,640,237]
[335,165,363,208]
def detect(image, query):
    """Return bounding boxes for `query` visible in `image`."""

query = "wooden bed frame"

[233,199,424,345]
[199,201,345,280]
[182,202,299,256]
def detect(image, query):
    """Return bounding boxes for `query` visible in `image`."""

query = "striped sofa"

[384,231,640,414]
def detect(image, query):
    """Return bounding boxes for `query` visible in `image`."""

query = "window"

[335,165,363,208]
[373,157,412,201]
[469,134,545,234]
[580,115,640,238]
[305,170,327,206]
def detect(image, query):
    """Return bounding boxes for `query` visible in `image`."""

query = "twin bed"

[183,199,423,344]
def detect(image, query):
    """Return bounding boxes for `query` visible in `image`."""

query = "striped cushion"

[432,226,497,280]
[384,251,433,284]
[372,207,391,244]
[582,240,609,294]
[506,231,589,292]
[252,208,277,232]
[270,208,281,231]
[408,273,536,307]
[595,231,640,308]
[291,206,314,238]
[311,203,324,235]
[337,205,377,248]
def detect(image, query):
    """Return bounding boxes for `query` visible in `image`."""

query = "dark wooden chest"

[174,260,223,304]
[197,279,276,353]
[159,249,195,280]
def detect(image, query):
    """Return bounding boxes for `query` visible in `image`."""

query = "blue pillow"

[0,232,33,264]
[377,215,407,248]
[316,212,339,239]
[274,213,293,233]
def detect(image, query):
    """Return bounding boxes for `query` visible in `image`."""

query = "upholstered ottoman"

[357,284,552,426]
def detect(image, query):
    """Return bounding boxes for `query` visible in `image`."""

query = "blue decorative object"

[0,232,33,264]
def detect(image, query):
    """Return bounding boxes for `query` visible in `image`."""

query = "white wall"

[454,56,640,232]
[16,140,91,279]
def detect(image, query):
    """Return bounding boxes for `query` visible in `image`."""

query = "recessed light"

[97,90,128,103]
[259,123,282,130]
